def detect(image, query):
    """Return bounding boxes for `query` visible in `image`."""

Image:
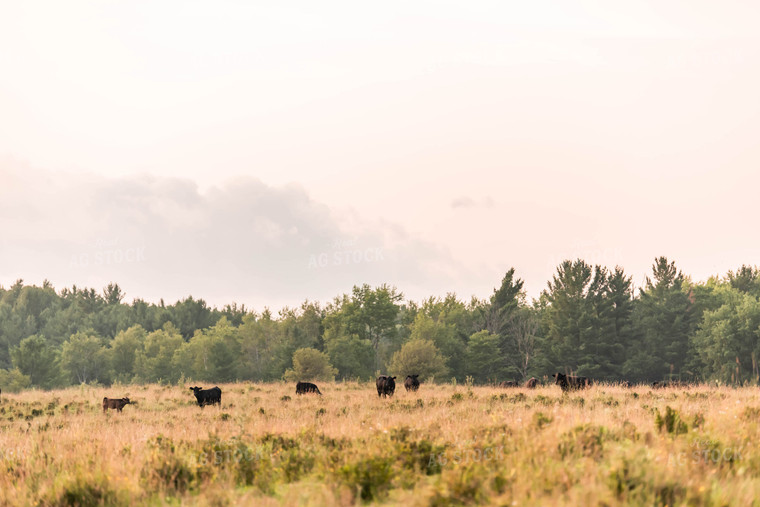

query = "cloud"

[0,158,486,309]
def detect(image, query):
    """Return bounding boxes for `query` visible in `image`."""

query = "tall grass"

[1,382,759,505]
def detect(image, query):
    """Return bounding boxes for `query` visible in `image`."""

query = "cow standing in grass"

[404,375,420,392]
[103,397,131,413]
[189,386,222,407]
[498,381,519,388]
[376,376,396,398]
[295,381,322,395]
[552,372,592,392]
[525,377,538,389]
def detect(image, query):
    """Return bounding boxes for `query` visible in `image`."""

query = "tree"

[342,284,403,372]
[134,323,184,383]
[540,259,595,374]
[388,339,448,381]
[693,287,760,384]
[465,330,503,383]
[60,331,109,385]
[109,325,146,383]
[625,257,695,382]
[172,318,240,382]
[283,348,337,382]
[11,334,60,388]
[408,313,465,379]
[325,333,374,381]
[506,307,540,381]
[727,265,760,298]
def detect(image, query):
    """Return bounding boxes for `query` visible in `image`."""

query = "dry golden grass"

[2,381,760,506]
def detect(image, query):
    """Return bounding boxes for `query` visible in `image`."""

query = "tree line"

[1,257,759,392]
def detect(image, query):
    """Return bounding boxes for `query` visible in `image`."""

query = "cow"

[189,386,222,407]
[621,380,633,388]
[295,381,322,395]
[404,375,420,392]
[103,397,131,413]
[552,372,592,392]
[498,381,520,388]
[525,377,538,389]
[652,380,688,389]
[376,376,396,398]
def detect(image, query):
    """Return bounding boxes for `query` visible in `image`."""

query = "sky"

[1,1,759,310]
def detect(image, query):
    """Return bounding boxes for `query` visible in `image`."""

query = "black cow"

[376,376,396,398]
[404,375,420,392]
[103,397,131,413]
[552,372,592,392]
[295,381,322,395]
[498,380,520,388]
[189,386,222,407]
[525,377,538,389]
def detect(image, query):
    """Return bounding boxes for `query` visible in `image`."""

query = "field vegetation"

[2,381,760,506]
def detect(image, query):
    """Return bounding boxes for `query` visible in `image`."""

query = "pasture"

[1,381,760,505]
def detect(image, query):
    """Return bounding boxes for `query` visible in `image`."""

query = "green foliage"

[465,330,503,383]
[11,334,60,388]
[0,367,32,392]
[135,323,184,384]
[109,325,146,383]
[654,406,689,435]
[337,456,395,502]
[3,260,760,392]
[283,347,337,382]
[388,339,448,381]
[60,331,110,385]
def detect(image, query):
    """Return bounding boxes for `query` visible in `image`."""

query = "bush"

[654,406,688,435]
[283,348,338,382]
[388,339,448,381]
[0,368,31,393]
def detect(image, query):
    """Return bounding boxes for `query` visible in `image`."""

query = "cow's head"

[552,373,567,385]
[189,386,203,393]
[121,397,131,404]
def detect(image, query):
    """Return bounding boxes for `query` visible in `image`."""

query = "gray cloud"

[0,159,485,309]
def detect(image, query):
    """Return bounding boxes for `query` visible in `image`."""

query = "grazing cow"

[498,381,520,388]
[525,377,538,389]
[404,375,420,392]
[295,381,322,395]
[103,397,131,413]
[552,372,592,392]
[189,386,222,407]
[376,376,396,398]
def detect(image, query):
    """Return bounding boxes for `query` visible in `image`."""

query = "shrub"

[654,406,688,435]
[337,456,395,502]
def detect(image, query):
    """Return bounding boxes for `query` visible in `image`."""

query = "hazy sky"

[1,1,759,310]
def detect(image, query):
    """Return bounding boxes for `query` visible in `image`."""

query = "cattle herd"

[0,374,697,414]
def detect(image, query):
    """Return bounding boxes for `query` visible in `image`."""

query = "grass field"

[2,380,760,506]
